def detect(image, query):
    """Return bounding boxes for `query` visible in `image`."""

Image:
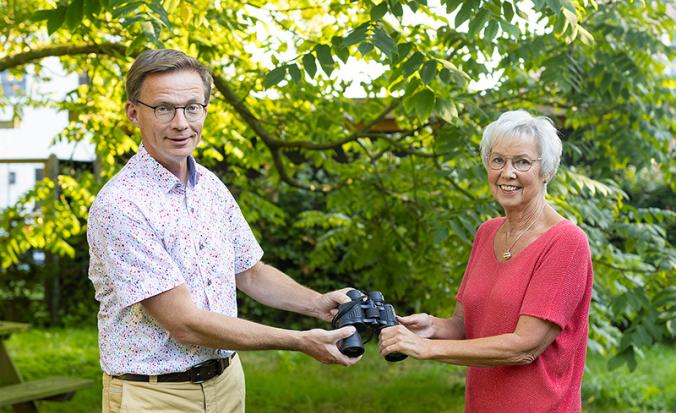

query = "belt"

[114,353,236,384]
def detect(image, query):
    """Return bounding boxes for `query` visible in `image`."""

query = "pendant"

[502,250,512,260]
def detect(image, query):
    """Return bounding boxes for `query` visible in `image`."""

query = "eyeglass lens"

[489,156,534,172]
[155,104,204,122]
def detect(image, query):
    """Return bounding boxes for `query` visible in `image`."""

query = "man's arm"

[141,283,359,365]
[236,261,350,322]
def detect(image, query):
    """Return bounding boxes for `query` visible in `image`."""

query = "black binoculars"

[331,289,407,362]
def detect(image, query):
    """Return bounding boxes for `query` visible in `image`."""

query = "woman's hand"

[378,324,431,360]
[398,313,436,338]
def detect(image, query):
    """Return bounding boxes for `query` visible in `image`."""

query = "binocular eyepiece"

[331,289,407,362]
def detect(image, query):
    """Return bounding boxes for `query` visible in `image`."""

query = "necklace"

[502,206,545,260]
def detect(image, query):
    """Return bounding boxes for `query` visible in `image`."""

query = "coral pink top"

[457,218,593,413]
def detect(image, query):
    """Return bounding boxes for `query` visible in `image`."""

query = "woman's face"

[486,134,546,212]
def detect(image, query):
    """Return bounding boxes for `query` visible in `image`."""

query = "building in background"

[0,58,95,210]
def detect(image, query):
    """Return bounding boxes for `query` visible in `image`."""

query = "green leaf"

[112,1,144,18]
[390,2,404,18]
[454,1,474,28]
[468,9,490,37]
[31,9,54,22]
[372,26,397,58]
[370,2,388,20]
[84,0,102,16]
[288,63,301,83]
[402,51,424,77]
[302,53,317,78]
[439,68,451,83]
[412,88,436,121]
[47,6,67,35]
[502,1,514,21]
[435,98,458,123]
[546,0,562,12]
[315,44,335,75]
[65,0,85,30]
[126,34,146,55]
[402,78,421,112]
[343,23,370,47]
[484,20,499,41]
[358,42,374,55]
[147,0,171,28]
[445,0,464,14]
[335,47,350,64]
[397,42,413,58]
[263,66,287,88]
[420,60,437,84]
[499,19,519,38]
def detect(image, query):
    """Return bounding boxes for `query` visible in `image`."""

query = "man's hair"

[126,49,213,104]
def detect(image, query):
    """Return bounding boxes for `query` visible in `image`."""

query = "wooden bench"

[0,321,94,412]
[0,377,93,407]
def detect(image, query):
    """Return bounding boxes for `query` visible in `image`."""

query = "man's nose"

[170,108,189,128]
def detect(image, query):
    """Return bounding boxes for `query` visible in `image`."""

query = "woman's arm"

[380,314,560,367]
[399,303,466,340]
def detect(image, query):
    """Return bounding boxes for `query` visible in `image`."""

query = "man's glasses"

[136,100,207,123]
[488,154,542,172]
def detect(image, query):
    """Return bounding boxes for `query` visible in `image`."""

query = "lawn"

[1,328,673,412]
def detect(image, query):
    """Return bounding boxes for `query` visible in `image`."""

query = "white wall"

[0,57,95,209]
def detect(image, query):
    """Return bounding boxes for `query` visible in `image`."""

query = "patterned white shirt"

[88,145,263,375]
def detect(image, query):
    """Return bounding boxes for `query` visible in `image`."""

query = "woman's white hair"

[480,110,562,179]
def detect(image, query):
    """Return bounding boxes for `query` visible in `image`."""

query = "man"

[87,49,358,413]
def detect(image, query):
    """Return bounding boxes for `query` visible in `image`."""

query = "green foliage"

[0,0,674,373]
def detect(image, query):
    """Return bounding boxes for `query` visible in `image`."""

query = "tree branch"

[0,43,128,72]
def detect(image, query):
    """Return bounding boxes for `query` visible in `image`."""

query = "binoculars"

[331,289,407,362]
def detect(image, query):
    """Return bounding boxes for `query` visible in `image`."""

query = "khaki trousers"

[102,354,245,413]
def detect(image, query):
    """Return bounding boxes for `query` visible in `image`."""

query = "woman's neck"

[504,200,546,234]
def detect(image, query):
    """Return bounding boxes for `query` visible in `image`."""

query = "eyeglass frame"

[487,153,543,172]
[135,100,208,123]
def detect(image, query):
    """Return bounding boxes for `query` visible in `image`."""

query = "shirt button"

[207,279,212,286]
[199,242,205,250]
[191,207,195,213]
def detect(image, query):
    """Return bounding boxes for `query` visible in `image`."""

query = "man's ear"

[125,101,140,125]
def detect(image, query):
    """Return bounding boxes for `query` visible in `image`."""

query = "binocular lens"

[384,351,408,362]
[339,332,365,358]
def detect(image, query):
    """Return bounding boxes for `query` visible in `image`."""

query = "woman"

[379,110,593,413]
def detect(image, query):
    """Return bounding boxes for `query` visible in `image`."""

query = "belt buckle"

[189,359,218,384]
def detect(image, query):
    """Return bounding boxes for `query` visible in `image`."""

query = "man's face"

[125,70,207,172]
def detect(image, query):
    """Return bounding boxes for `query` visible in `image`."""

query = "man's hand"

[398,313,436,338]
[310,287,353,322]
[299,326,362,366]
[378,324,431,360]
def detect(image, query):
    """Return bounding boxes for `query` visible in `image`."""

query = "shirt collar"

[136,144,202,193]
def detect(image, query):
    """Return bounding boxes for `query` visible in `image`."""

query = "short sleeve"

[520,225,592,329]
[88,198,185,309]
[221,190,264,274]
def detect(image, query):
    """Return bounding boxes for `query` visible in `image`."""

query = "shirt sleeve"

[88,197,185,309]
[519,225,592,329]
[222,189,264,274]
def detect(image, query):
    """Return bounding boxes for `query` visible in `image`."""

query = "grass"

[1,328,674,412]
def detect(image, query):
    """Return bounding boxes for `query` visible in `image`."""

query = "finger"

[342,354,362,366]
[398,314,423,325]
[332,326,357,341]
[333,288,353,304]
